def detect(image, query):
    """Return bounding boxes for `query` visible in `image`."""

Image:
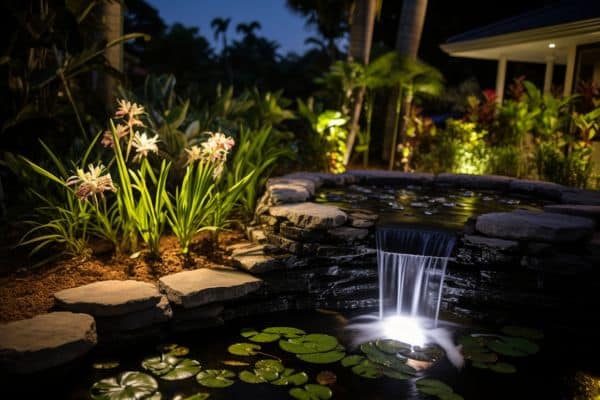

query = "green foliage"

[224,126,294,218]
[165,160,215,255]
[297,100,348,173]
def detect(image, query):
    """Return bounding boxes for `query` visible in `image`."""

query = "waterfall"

[376,226,456,327]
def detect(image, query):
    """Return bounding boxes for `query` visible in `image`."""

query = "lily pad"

[240,328,281,343]
[463,350,498,363]
[228,342,261,356]
[92,361,120,370]
[382,368,411,380]
[90,371,160,400]
[297,349,346,364]
[159,344,190,357]
[376,339,411,355]
[271,369,309,386]
[289,384,333,400]
[351,359,383,379]
[239,369,269,384]
[316,371,337,385]
[221,360,250,367]
[341,355,365,367]
[360,342,413,373]
[195,369,236,388]
[263,326,306,338]
[255,359,285,373]
[142,355,201,381]
[489,362,517,374]
[180,394,210,400]
[501,326,544,340]
[416,378,453,396]
[280,334,339,354]
[486,336,538,357]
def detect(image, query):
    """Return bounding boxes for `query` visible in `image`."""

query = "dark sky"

[145,0,324,55]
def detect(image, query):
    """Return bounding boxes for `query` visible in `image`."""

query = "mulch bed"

[0,232,245,323]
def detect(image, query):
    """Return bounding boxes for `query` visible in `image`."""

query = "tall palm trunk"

[343,0,376,167]
[382,0,428,165]
[101,1,123,107]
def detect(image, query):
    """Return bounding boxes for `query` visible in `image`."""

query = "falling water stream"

[376,226,456,327]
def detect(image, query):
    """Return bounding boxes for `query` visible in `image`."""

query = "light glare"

[382,315,427,347]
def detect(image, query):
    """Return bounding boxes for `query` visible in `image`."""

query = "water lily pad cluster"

[142,354,201,381]
[340,340,420,380]
[279,333,347,364]
[460,325,542,373]
[416,378,463,400]
[239,359,309,386]
[90,371,161,400]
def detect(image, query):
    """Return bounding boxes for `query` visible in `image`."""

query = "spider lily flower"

[66,164,116,200]
[184,145,203,165]
[132,132,160,162]
[200,132,235,162]
[100,124,129,148]
[115,99,145,127]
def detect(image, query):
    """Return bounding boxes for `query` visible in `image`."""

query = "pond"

[314,183,546,230]
[9,309,597,400]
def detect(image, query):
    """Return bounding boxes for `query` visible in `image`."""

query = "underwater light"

[382,315,427,348]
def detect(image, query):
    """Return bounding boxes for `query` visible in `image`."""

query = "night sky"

[145,0,323,55]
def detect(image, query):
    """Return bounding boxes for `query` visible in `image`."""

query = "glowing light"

[548,43,556,48]
[382,315,427,348]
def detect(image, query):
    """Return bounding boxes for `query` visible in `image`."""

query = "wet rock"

[463,235,519,252]
[560,189,600,205]
[171,303,224,322]
[269,202,347,229]
[344,170,434,185]
[475,210,594,243]
[96,296,172,333]
[349,218,375,228]
[269,183,311,204]
[266,233,309,254]
[509,179,566,201]
[230,243,284,274]
[327,226,369,242]
[279,222,327,242]
[0,312,96,374]
[267,177,317,196]
[544,204,600,223]
[245,226,267,243]
[435,173,513,190]
[159,269,263,308]
[54,280,162,317]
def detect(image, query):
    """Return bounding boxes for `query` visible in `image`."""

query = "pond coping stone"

[53,280,163,317]
[544,204,600,222]
[475,210,595,243]
[269,202,347,229]
[560,189,600,205]
[508,179,567,201]
[344,170,434,185]
[0,312,96,374]
[435,173,514,190]
[229,242,285,274]
[95,296,172,333]
[158,268,263,309]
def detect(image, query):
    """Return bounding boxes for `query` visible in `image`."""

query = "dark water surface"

[4,309,597,399]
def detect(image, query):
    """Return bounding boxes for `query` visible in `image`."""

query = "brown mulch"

[0,232,245,323]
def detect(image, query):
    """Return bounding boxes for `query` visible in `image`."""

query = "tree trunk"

[343,0,376,167]
[101,1,124,107]
[381,0,428,162]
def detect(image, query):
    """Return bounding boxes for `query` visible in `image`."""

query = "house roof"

[446,0,600,44]
[440,0,600,64]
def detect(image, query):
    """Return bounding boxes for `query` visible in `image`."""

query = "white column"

[496,56,507,104]
[543,56,555,94]
[563,45,577,97]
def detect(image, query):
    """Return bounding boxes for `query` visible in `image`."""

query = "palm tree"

[101,0,124,106]
[388,57,443,170]
[343,0,378,166]
[382,0,430,162]
[211,17,233,83]
[236,21,262,39]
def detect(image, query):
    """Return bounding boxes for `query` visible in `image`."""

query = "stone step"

[0,312,96,374]
[269,202,347,229]
[54,280,163,317]
[475,210,595,243]
[95,296,172,333]
[229,242,284,274]
[159,268,263,309]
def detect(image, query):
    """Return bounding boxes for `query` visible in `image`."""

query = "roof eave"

[440,17,600,56]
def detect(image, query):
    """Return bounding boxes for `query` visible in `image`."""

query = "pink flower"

[66,164,116,200]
